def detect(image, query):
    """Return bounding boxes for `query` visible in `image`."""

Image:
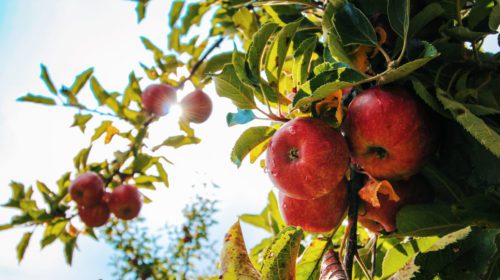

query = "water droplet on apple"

[288,126,296,135]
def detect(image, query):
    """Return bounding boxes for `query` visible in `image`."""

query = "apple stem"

[343,169,364,280]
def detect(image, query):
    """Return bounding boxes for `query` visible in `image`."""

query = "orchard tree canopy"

[3,0,500,279]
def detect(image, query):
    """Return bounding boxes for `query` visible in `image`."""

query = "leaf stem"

[355,252,373,280]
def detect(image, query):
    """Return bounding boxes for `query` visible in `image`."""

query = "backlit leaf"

[231,126,276,167]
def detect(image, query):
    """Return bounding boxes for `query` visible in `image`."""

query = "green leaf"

[70,68,93,95]
[323,4,354,68]
[36,181,55,203]
[382,237,439,278]
[155,162,169,188]
[489,4,500,31]
[246,22,279,82]
[39,64,58,95]
[169,1,185,27]
[444,26,493,42]
[73,146,92,170]
[64,237,77,265]
[17,94,56,105]
[437,90,500,157]
[219,221,261,279]
[296,238,329,280]
[17,232,33,263]
[265,19,302,84]
[202,52,233,76]
[232,7,259,39]
[123,72,142,107]
[132,154,155,173]
[9,181,25,201]
[293,37,317,87]
[423,226,472,253]
[294,68,364,109]
[135,0,149,22]
[153,135,201,150]
[41,220,68,249]
[90,77,109,106]
[396,203,465,237]
[226,109,256,127]
[250,237,274,268]
[213,64,256,109]
[231,126,276,167]
[260,226,303,280]
[465,104,500,116]
[333,3,378,47]
[387,0,410,39]
[408,3,444,39]
[421,164,465,203]
[378,53,439,85]
[71,114,92,133]
[410,78,449,118]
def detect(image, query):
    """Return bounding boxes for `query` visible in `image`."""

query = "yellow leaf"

[358,178,400,208]
[219,221,261,280]
[104,125,119,144]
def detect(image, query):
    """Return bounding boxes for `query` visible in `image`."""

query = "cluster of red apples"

[267,86,438,234]
[141,83,213,123]
[70,172,142,227]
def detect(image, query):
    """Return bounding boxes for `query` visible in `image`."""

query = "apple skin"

[358,175,434,233]
[141,84,177,116]
[108,185,142,220]
[69,172,105,207]
[279,180,348,233]
[266,117,349,200]
[180,89,213,123]
[78,202,110,228]
[343,86,438,180]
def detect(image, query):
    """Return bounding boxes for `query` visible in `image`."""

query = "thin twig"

[178,37,224,89]
[343,169,363,280]
[355,252,374,280]
[61,103,119,118]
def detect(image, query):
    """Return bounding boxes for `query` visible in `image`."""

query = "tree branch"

[343,169,364,279]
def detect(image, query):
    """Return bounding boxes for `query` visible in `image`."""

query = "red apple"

[141,83,177,116]
[279,180,348,233]
[358,175,434,233]
[180,89,213,123]
[343,86,438,180]
[78,202,110,227]
[266,117,349,200]
[108,185,142,220]
[69,172,104,207]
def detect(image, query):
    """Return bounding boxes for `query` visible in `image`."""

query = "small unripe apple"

[180,89,213,123]
[69,172,104,207]
[358,176,434,233]
[266,117,349,200]
[279,180,348,233]
[108,185,142,220]
[141,84,177,116]
[78,202,110,228]
[343,86,438,180]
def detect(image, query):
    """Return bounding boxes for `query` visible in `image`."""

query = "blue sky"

[0,1,270,279]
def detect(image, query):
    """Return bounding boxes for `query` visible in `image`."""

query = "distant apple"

[180,89,213,123]
[266,117,349,200]
[279,180,348,233]
[69,172,104,207]
[108,185,142,220]
[78,202,110,227]
[343,86,438,180]
[141,83,177,116]
[358,175,434,233]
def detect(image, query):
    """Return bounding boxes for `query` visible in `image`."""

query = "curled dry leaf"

[320,249,346,280]
[358,177,400,208]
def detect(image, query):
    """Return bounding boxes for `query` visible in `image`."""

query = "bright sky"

[0,1,271,279]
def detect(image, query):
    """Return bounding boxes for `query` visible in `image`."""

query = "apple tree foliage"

[3,0,500,279]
